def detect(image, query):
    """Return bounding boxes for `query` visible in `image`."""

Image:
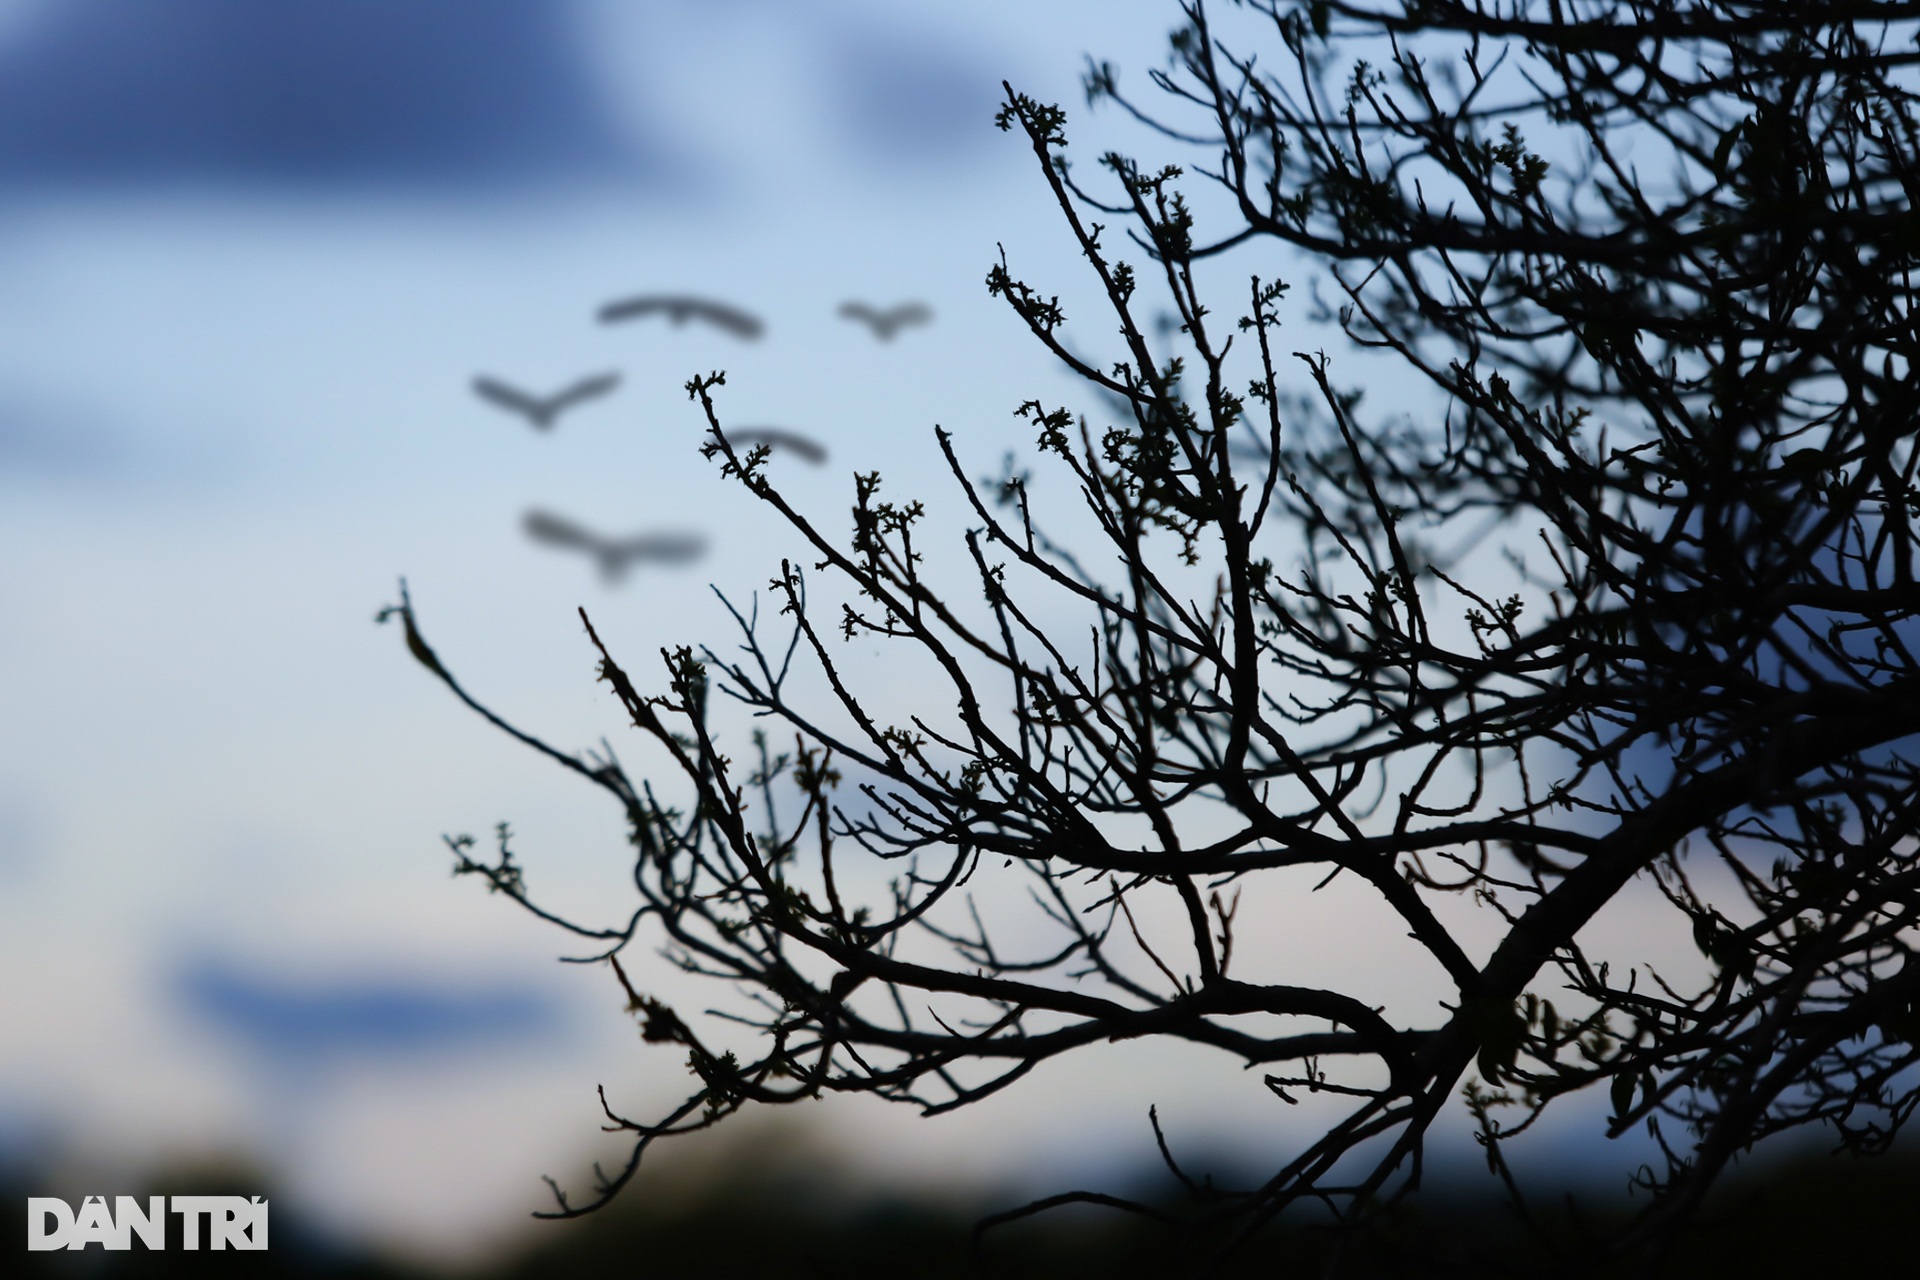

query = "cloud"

[177,958,562,1062]
[0,398,127,480]
[816,17,1007,162]
[0,0,652,190]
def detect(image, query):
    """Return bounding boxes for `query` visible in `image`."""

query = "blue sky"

[0,1,1665,1265]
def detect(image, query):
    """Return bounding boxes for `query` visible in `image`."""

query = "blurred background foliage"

[10,1132,1920,1277]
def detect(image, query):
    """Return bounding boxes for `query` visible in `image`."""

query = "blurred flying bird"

[838,299,932,341]
[522,509,708,582]
[471,371,621,430]
[598,293,764,340]
[723,425,830,465]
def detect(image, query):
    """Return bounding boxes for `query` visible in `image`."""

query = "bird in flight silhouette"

[598,294,765,340]
[722,426,829,465]
[838,300,932,342]
[471,372,621,431]
[522,509,708,583]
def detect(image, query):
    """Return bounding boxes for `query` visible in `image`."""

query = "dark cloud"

[178,958,561,1061]
[0,0,649,189]
[819,19,1004,161]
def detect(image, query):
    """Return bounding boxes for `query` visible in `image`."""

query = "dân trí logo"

[26,1195,268,1251]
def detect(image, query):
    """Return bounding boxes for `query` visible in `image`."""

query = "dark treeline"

[10,1143,1920,1278]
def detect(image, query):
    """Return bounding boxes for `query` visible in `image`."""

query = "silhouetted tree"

[383,0,1920,1270]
